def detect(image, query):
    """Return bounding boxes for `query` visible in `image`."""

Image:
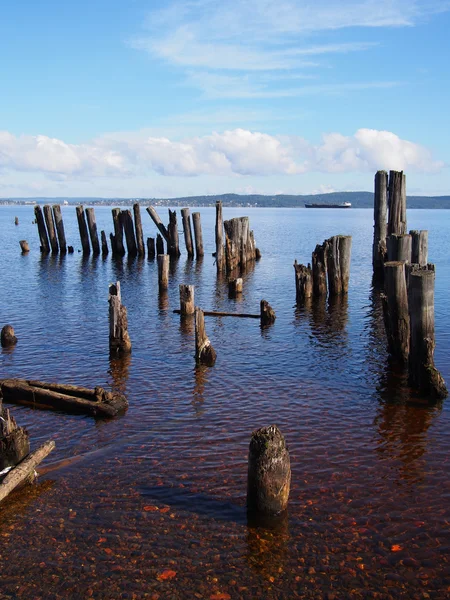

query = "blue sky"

[1,0,450,197]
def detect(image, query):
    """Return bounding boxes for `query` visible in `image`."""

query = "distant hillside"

[2,191,450,209]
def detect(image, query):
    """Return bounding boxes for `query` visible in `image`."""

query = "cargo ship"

[304,202,351,208]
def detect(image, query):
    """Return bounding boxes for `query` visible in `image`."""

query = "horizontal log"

[174,309,259,319]
[0,441,55,504]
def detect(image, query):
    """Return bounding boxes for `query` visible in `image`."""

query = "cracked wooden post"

[410,230,428,266]
[195,307,216,366]
[294,261,313,304]
[373,170,388,279]
[247,425,290,515]
[19,240,29,254]
[260,300,276,326]
[192,212,204,258]
[382,261,410,364]
[85,208,100,255]
[0,404,30,473]
[181,208,194,258]
[215,201,225,273]
[388,170,407,235]
[121,209,138,257]
[1,325,17,347]
[326,235,352,296]
[157,254,169,290]
[167,210,181,258]
[312,242,327,297]
[108,282,131,355]
[111,208,125,257]
[76,206,91,255]
[101,231,109,256]
[52,205,67,254]
[408,268,447,400]
[43,205,59,254]
[147,237,155,260]
[228,278,243,297]
[387,233,412,263]
[179,285,195,316]
[133,203,145,257]
[34,205,50,254]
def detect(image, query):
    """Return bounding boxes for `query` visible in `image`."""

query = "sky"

[1,0,450,198]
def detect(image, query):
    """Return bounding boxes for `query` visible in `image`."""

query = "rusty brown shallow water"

[0,206,449,599]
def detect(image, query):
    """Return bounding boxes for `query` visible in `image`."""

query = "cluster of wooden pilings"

[294,235,352,304]
[372,170,447,400]
[34,204,70,254]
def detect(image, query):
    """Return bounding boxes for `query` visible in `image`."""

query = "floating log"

[195,308,216,366]
[294,261,313,304]
[387,233,412,263]
[388,170,407,235]
[383,261,410,363]
[52,205,67,254]
[156,234,165,256]
[179,284,195,316]
[228,278,243,297]
[111,208,125,257]
[373,170,388,278]
[85,208,100,254]
[167,210,181,258]
[43,205,59,254]
[0,406,30,471]
[410,230,428,266]
[147,237,155,260]
[157,254,169,290]
[408,268,447,399]
[109,282,132,355]
[34,206,50,253]
[1,325,17,347]
[192,212,204,258]
[146,206,169,242]
[101,230,109,256]
[247,425,290,515]
[0,379,128,417]
[312,242,327,297]
[120,209,138,257]
[0,441,55,504]
[215,201,225,272]
[19,240,29,253]
[326,235,352,296]
[133,203,145,257]
[260,300,276,326]
[76,206,91,254]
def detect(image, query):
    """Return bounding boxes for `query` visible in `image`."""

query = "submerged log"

[260,300,276,326]
[76,206,91,254]
[387,233,412,263]
[167,210,181,258]
[326,235,352,296]
[1,325,17,347]
[388,170,407,235]
[146,206,169,242]
[133,203,145,257]
[43,205,59,254]
[192,212,204,258]
[85,208,100,254]
[410,230,428,266]
[383,261,410,363]
[0,441,55,504]
[195,308,216,366]
[174,308,259,319]
[179,284,195,316]
[247,425,290,515]
[373,170,388,278]
[34,206,50,253]
[181,208,194,258]
[109,282,132,355]
[19,240,29,253]
[215,201,225,273]
[312,243,327,297]
[0,406,30,471]
[52,205,67,254]
[294,261,313,303]
[111,208,125,257]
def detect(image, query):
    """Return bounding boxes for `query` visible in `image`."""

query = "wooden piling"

[167,210,181,258]
[120,210,138,257]
[181,208,194,258]
[111,208,125,257]
[410,230,428,266]
[408,268,447,399]
[156,234,165,256]
[215,201,225,272]
[383,261,410,363]
[19,240,29,254]
[76,206,91,255]
[14,216,19,226]
[387,233,412,263]
[1,325,17,347]
[373,170,388,278]
[52,205,67,253]
[0,406,30,472]
[260,300,276,326]
[179,285,195,316]
[34,206,50,253]
[192,212,204,258]
[228,278,243,297]
[43,205,59,254]
[388,170,407,235]
[146,206,169,242]
[224,216,257,274]
[195,307,216,366]
[312,243,328,297]
[247,425,290,515]
[294,261,313,304]
[85,208,100,254]
[326,235,352,296]
[133,203,145,257]
[108,282,132,354]
[157,254,170,290]
[101,231,109,256]
[147,237,155,260]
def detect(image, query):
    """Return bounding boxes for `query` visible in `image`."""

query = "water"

[0,206,449,599]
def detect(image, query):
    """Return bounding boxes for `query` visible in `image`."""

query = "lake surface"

[1,205,449,599]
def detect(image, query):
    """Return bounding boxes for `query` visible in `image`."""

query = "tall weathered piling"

[294,261,313,304]
[179,285,195,316]
[312,243,328,297]
[147,237,155,260]
[156,234,165,256]
[121,209,138,257]
[383,261,410,363]
[373,170,388,278]
[247,425,290,516]
[133,203,145,257]
[157,254,169,290]
[167,210,181,258]
[387,233,412,263]
[224,217,257,274]
[52,205,67,254]
[101,231,109,256]
[410,230,428,266]
[181,208,194,258]
[326,235,352,296]
[195,307,216,366]
[85,208,100,255]
[43,205,59,254]
[111,208,125,257]
[76,206,91,255]
[408,268,447,399]
[34,206,50,253]
[192,212,204,258]
[215,201,225,272]
[388,170,407,235]
[108,282,132,355]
